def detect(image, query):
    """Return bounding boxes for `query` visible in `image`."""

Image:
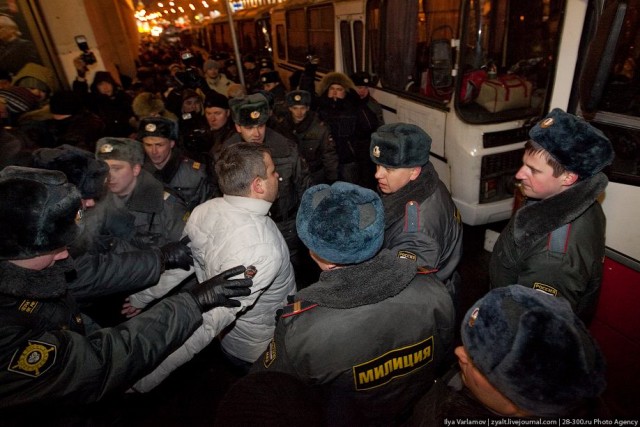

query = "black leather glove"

[160,237,193,271]
[189,265,252,311]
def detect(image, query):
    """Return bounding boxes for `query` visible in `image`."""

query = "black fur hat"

[96,137,145,165]
[286,90,311,107]
[461,285,607,416]
[0,166,81,260]
[370,123,432,168]
[204,90,229,110]
[260,70,281,85]
[529,108,614,178]
[32,145,109,199]
[137,116,179,141]
[350,71,377,87]
[296,182,384,264]
[229,93,270,126]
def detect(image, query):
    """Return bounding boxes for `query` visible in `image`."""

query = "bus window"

[341,21,355,75]
[287,8,307,63]
[353,20,364,72]
[579,0,640,187]
[456,0,565,124]
[276,24,286,60]
[308,5,335,71]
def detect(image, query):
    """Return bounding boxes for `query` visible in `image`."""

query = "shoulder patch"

[263,339,277,368]
[397,250,417,262]
[281,300,318,318]
[191,161,201,170]
[8,340,57,378]
[18,300,39,314]
[532,282,559,297]
[352,336,434,391]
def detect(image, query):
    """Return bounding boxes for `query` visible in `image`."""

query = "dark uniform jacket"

[253,250,455,426]
[143,149,211,211]
[80,169,188,250]
[381,163,463,285]
[0,259,202,409]
[489,172,609,323]
[274,110,339,185]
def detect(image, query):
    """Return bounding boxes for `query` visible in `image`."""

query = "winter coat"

[489,172,609,323]
[253,249,455,426]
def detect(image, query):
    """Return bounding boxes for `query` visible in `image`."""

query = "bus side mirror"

[579,0,628,116]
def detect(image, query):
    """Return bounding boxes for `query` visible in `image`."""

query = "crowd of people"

[0,36,616,425]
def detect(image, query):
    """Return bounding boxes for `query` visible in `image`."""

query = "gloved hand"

[189,265,252,311]
[160,236,193,271]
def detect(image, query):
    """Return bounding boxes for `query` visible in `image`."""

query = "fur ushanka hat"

[229,93,270,127]
[137,116,179,141]
[286,90,311,107]
[318,72,356,95]
[96,137,145,166]
[32,144,109,199]
[0,166,82,260]
[370,123,432,168]
[529,108,614,179]
[296,182,384,264]
[461,285,607,416]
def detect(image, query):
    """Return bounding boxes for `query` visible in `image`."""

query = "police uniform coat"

[80,169,188,250]
[489,172,609,323]
[253,250,455,425]
[0,259,203,409]
[382,163,463,284]
[143,149,211,211]
[274,110,339,185]
[131,195,296,392]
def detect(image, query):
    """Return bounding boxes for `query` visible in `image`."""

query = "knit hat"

[529,108,614,178]
[461,285,607,417]
[296,182,384,264]
[49,91,82,115]
[286,90,311,107]
[203,59,220,71]
[96,137,144,165]
[32,145,109,199]
[370,123,432,168]
[13,63,57,94]
[204,90,229,109]
[0,166,82,260]
[260,71,281,85]
[229,93,270,126]
[137,116,179,141]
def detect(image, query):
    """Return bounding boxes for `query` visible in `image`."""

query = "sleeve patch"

[192,161,201,170]
[8,340,57,378]
[532,282,559,297]
[397,250,417,262]
[263,339,277,368]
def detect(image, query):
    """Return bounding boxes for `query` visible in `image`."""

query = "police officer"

[253,182,455,425]
[369,123,463,294]
[80,137,189,250]
[274,90,338,185]
[489,109,615,323]
[0,166,251,410]
[138,116,211,211]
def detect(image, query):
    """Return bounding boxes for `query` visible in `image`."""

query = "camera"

[75,35,97,65]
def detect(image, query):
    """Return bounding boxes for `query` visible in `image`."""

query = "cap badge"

[540,117,554,128]
[261,76,267,82]
[372,146,381,158]
[250,111,261,119]
[99,144,114,153]
[468,307,480,327]
[294,95,302,102]
[145,123,157,132]
[364,78,369,84]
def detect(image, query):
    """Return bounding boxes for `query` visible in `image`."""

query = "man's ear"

[132,163,142,177]
[251,176,265,195]
[562,171,579,186]
[409,166,422,181]
[235,124,242,133]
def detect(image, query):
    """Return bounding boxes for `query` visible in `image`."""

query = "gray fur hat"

[137,116,179,141]
[296,182,384,264]
[229,93,270,126]
[96,137,144,165]
[461,285,607,416]
[370,123,432,168]
[0,166,81,260]
[529,108,614,178]
[32,145,109,199]
[286,90,311,107]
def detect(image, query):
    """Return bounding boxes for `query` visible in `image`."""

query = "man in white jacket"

[131,142,296,392]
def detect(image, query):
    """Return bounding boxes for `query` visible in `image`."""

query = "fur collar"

[381,162,439,228]
[296,249,415,309]
[513,172,608,247]
[0,259,74,299]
